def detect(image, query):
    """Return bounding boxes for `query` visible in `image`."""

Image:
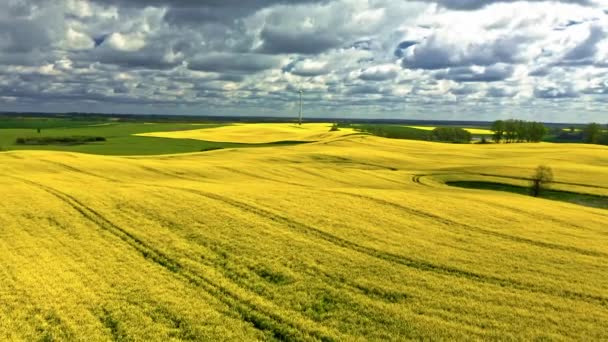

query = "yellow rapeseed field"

[136,123,358,143]
[1,125,607,340]
[406,126,494,135]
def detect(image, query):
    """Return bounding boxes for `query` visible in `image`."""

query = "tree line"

[550,123,608,145]
[581,123,608,145]
[490,120,547,143]
[431,127,471,143]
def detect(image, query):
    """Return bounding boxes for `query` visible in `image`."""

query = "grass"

[0,121,310,155]
[0,124,607,340]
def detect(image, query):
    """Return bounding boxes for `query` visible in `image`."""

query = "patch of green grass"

[447,181,608,209]
[0,121,307,155]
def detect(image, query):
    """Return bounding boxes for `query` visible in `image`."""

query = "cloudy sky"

[1,0,607,122]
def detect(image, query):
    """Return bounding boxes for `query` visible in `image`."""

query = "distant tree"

[528,122,547,142]
[514,120,527,142]
[491,120,505,143]
[37,128,41,134]
[531,165,554,197]
[492,120,546,143]
[600,126,608,145]
[583,123,603,144]
[569,126,576,133]
[504,119,517,143]
[432,127,471,143]
[329,123,340,132]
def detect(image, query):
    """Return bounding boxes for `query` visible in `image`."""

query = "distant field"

[136,123,357,144]
[1,124,607,340]
[406,126,494,135]
[0,120,310,155]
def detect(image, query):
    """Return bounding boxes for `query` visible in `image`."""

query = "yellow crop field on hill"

[1,127,607,341]
[406,126,495,135]
[136,123,357,143]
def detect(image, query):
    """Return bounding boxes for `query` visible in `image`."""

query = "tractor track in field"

[287,166,355,187]
[137,165,204,182]
[39,160,120,183]
[8,176,336,342]
[158,185,608,308]
[331,190,608,259]
[215,166,306,187]
[411,175,429,186]
[360,171,410,186]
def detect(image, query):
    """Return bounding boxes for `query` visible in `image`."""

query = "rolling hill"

[0,128,607,340]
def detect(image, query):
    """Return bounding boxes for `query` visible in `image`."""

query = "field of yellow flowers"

[1,124,607,340]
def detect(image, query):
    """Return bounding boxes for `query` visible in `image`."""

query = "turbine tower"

[298,88,303,126]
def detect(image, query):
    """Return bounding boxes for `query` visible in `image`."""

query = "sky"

[1,0,607,122]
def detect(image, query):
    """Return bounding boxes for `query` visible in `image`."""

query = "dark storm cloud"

[345,84,384,95]
[90,48,182,70]
[188,53,281,73]
[359,67,399,81]
[426,0,593,10]
[450,84,478,95]
[0,20,52,53]
[1,0,607,121]
[258,28,342,54]
[434,64,514,82]
[394,41,417,58]
[486,87,518,97]
[534,86,580,98]
[402,34,530,70]
[559,24,604,65]
[91,0,328,24]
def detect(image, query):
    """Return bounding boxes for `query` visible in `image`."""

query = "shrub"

[14,136,106,145]
[531,165,553,197]
[491,119,546,143]
[431,127,471,143]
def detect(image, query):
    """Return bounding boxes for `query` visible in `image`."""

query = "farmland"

[405,126,494,135]
[1,122,607,340]
[0,120,311,155]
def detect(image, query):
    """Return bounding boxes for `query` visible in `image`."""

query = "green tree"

[431,127,471,143]
[491,120,505,143]
[515,120,529,142]
[583,123,602,144]
[504,119,517,143]
[528,122,547,142]
[531,165,553,197]
[600,125,608,145]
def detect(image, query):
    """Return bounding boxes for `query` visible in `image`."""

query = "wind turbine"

[298,87,303,126]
